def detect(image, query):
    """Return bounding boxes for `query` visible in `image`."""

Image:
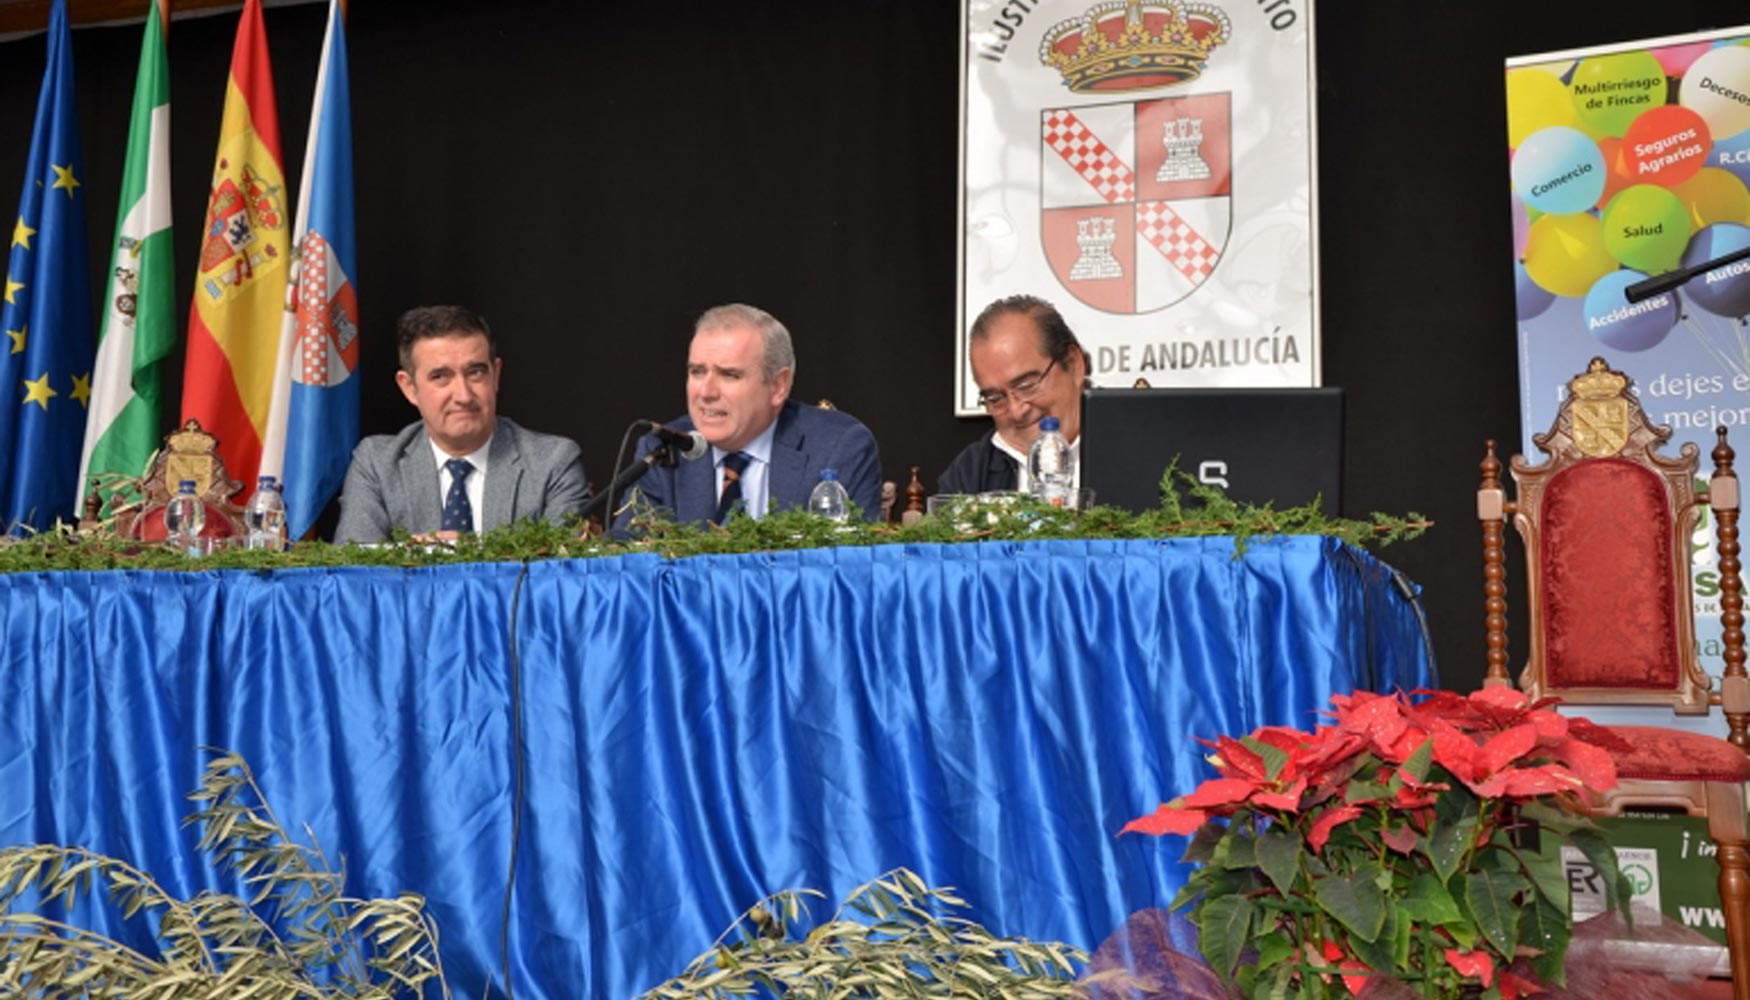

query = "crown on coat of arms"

[1571,357,1630,401]
[1039,0,1232,93]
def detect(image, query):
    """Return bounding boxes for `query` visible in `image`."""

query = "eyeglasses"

[976,357,1058,411]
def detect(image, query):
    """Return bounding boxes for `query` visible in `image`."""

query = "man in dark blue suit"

[615,303,882,528]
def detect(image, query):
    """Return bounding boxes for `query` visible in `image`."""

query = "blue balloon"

[1709,129,1750,191]
[1681,222,1750,318]
[1512,126,1607,214]
[1515,261,1556,320]
[1584,269,1678,351]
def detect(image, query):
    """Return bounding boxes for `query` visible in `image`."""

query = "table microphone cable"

[1337,545,1440,691]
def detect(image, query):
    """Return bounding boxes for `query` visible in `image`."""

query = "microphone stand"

[1626,243,1750,303]
[577,441,679,528]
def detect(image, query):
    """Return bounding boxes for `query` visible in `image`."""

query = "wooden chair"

[108,419,247,542]
[1479,357,1750,996]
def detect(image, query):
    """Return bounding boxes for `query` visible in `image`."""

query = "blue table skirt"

[0,536,1431,999]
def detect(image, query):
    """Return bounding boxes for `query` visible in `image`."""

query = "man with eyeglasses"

[938,295,1090,495]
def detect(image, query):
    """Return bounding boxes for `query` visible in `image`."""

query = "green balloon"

[1572,51,1667,136]
[1602,184,1693,273]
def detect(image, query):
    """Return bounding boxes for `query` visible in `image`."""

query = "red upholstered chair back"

[1482,357,1727,717]
[1539,459,1684,692]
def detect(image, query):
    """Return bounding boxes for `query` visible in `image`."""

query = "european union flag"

[0,0,94,532]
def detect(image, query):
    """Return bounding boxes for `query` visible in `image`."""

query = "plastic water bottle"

[808,468,851,523]
[244,475,287,551]
[1028,416,1073,507]
[164,480,205,555]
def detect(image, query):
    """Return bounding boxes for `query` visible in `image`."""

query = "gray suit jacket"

[612,400,881,529]
[333,417,588,543]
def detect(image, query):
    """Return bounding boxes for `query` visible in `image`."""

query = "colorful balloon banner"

[1508,24,1750,737]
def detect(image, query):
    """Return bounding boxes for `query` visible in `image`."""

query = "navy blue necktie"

[442,458,474,532]
[713,452,750,525]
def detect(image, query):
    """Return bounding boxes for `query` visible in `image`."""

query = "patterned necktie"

[714,452,750,525]
[442,458,475,532]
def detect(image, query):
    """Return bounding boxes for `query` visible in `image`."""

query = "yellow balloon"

[1524,212,1616,297]
[1508,68,1577,148]
[1674,167,1750,228]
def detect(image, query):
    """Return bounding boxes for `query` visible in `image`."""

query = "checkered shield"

[1040,92,1233,314]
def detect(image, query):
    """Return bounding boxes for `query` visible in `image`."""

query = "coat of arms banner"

[957,0,1320,413]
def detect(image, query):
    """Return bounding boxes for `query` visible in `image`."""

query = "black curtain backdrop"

[1,0,1746,691]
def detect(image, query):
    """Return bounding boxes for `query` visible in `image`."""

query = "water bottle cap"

[257,475,276,488]
[178,480,196,492]
[1038,416,1060,432]
[820,468,839,481]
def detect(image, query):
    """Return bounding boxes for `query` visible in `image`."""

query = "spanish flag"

[180,0,287,496]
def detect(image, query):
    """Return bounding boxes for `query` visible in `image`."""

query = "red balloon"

[1593,136,1636,210]
[1621,104,1712,187]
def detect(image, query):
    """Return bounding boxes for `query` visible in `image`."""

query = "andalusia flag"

[78,1,172,503]
[180,0,288,496]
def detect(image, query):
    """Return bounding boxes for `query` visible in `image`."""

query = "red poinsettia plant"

[1124,688,1633,1000]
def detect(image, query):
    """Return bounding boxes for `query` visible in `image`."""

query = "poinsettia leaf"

[1240,735,1291,781]
[1216,829,1258,870]
[1122,804,1211,836]
[1182,778,1260,809]
[1313,866,1387,943]
[1478,723,1540,774]
[1253,928,1295,971]
[1500,968,1545,1000]
[1498,763,1586,797]
[1468,686,1530,713]
[1216,736,1270,782]
[1443,947,1496,987]
[1180,821,1228,864]
[1198,894,1256,982]
[1255,824,1302,895]
[1380,822,1420,856]
[1170,878,1203,912]
[1343,779,1391,805]
[1516,800,1585,837]
[1520,844,1571,916]
[1398,735,1435,784]
[1566,827,1632,918]
[1518,892,1571,986]
[1462,868,1529,958]
[1551,735,1617,790]
[1349,901,1397,973]
[1251,776,1308,813]
[1433,778,1480,826]
[1391,903,1413,968]
[1444,917,1479,950]
[1424,814,1478,884]
[1309,805,1364,854]
[1398,872,1463,926]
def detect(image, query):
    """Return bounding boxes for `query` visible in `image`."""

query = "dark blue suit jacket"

[614,400,882,528]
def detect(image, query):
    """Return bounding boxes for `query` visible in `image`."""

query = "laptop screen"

[1079,387,1344,515]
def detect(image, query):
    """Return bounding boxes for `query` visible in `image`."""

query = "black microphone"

[639,420,709,461]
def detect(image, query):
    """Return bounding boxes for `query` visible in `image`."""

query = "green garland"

[0,464,1429,574]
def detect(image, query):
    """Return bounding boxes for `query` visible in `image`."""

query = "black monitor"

[1079,387,1345,515]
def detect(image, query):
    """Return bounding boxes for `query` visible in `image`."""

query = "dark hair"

[969,294,1088,371]
[396,305,495,372]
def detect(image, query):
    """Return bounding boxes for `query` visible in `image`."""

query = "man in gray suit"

[334,305,588,543]
[613,303,880,529]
